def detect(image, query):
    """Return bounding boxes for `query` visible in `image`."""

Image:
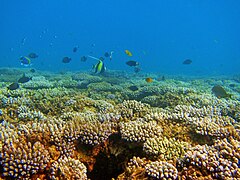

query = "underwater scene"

[0,0,240,180]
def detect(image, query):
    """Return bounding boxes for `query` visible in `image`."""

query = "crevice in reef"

[87,151,123,180]
[87,134,145,180]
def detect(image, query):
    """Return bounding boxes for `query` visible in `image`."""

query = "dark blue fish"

[126,60,139,67]
[8,82,19,90]
[104,52,110,57]
[28,53,38,58]
[62,57,71,63]
[81,56,87,62]
[128,85,138,91]
[30,68,36,73]
[182,59,192,65]
[73,46,78,52]
[18,74,32,83]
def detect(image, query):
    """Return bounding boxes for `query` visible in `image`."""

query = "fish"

[93,60,106,74]
[145,77,153,83]
[157,76,165,81]
[182,59,192,65]
[21,37,26,45]
[134,67,141,73]
[73,46,78,52]
[126,60,139,67]
[229,84,236,88]
[81,56,87,62]
[62,57,71,63]
[105,51,114,60]
[8,82,19,90]
[104,52,110,57]
[125,50,133,56]
[28,53,38,58]
[109,51,114,60]
[18,74,32,83]
[128,85,138,91]
[30,68,36,73]
[20,56,31,66]
[212,85,230,98]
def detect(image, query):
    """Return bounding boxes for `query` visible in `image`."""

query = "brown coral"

[49,156,87,180]
[1,141,50,179]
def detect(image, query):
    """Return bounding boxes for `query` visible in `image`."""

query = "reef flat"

[0,68,239,180]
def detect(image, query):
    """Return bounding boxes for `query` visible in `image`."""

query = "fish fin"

[87,55,100,61]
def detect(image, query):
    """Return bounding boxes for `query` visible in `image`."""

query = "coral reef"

[119,156,178,180]
[23,76,54,89]
[0,121,50,179]
[143,136,190,161]
[0,69,239,179]
[49,156,87,180]
[120,120,162,143]
[178,136,240,179]
[145,160,178,179]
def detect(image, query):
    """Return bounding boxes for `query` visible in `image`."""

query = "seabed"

[0,67,239,180]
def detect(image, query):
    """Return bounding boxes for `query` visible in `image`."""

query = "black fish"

[126,60,139,67]
[161,76,165,81]
[183,59,192,65]
[212,85,230,98]
[73,46,78,52]
[229,84,236,88]
[81,56,87,62]
[62,57,71,63]
[18,75,32,83]
[28,53,38,58]
[128,85,138,91]
[8,82,19,90]
[104,52,110,57]
[30,68,36,73]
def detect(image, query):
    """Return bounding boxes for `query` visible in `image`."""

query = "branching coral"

[73,119,117,146]
[143,136,190,161]
[17,105,45,121]
[1,141,50,179]
[0,69,240,179]
[116,100,150,119]
[49,156,87,180]
[120,120,162,143]
[23,76,54,89]
[120,156,178,180]
[145,160,178,179]
[178,137,240,179]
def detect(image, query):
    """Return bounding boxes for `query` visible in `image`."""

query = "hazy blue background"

[1,0,240,76]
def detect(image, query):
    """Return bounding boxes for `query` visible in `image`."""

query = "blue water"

[1,0,240,76]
